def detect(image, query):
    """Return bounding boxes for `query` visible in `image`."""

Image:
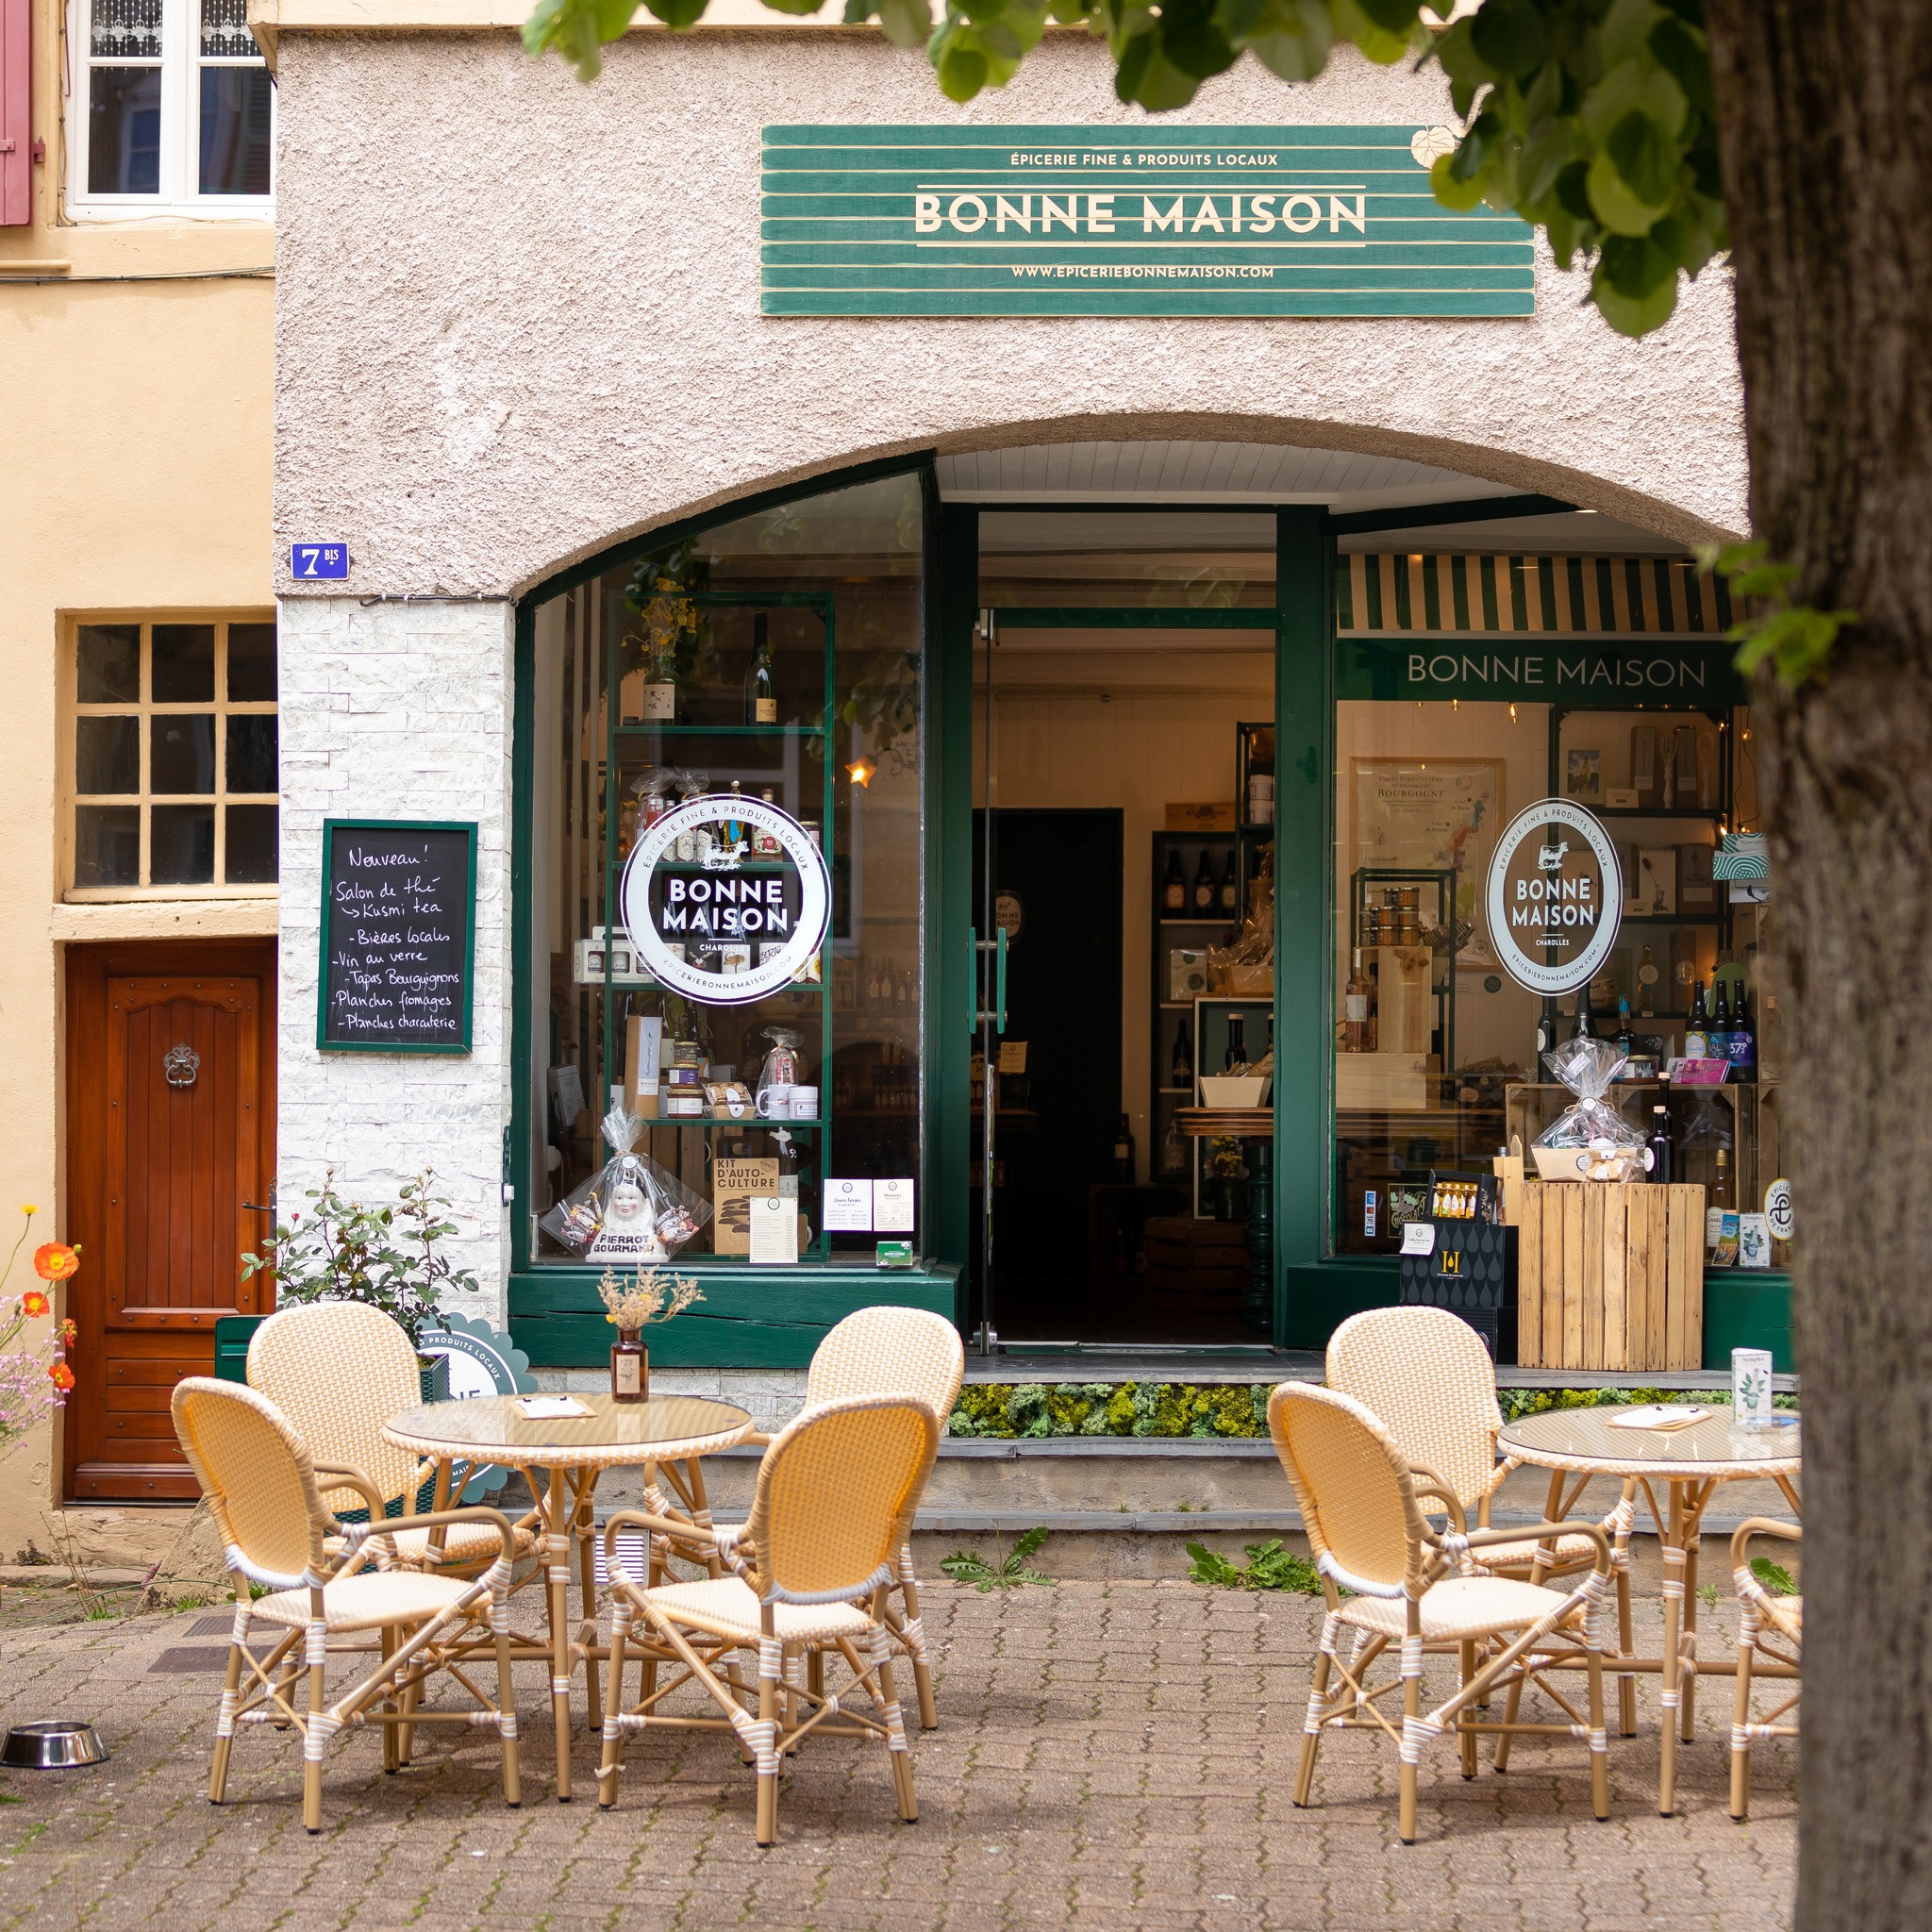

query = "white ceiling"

[936,440,1517,510]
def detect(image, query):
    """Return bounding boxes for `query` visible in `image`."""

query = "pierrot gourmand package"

[540,1101,711,1262]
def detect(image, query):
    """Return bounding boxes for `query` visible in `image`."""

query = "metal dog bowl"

[2,1722,109,1769]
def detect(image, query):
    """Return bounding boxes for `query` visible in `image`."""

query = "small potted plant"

[0,1207,79,1454]
[241,1171,479,1401]
[597,1265,704,1404]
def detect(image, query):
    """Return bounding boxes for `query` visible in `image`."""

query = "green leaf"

[1605,106,1678,209]
[1469,0,1546,78]
[1586,141,1671,237]
[1429,152,1487,213]
[1327,0,1408,64]
[1591,257,1677,335]
[1749,1557,1797,1596]
[1599,0,1663,69]
[642,0,707,24]
[1224,0,1334,82]
[1350,0,1421,33]
[1647,14,1712,117]
[1156,0,1237,76]
[1008,1524,1051,1566]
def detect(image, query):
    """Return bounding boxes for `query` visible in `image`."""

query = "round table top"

[1498,1404,1801,1479]
[382,1391,754,1468]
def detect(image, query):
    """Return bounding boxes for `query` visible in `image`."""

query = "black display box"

[1397,1219,1519,1363]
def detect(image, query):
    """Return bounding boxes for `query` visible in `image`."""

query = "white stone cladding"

[275,596,515,1323]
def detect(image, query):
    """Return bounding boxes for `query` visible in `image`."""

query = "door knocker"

[162,1043,201,1089]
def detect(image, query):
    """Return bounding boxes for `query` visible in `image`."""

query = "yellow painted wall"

[0,0,275,1566]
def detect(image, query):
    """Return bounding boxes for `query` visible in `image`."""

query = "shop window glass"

[526,473,925,1267]
[69,618,279,896]
[1333,689,1781,1261]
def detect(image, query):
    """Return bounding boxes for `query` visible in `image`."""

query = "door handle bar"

[969,926,1008,1034]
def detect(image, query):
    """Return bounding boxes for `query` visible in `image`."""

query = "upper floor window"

[72,0,272,214]
[66,618,278,897]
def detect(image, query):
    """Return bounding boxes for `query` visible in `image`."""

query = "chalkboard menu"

[317,820,476,1053]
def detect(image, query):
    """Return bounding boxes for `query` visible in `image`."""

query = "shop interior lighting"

[846,758,876,789]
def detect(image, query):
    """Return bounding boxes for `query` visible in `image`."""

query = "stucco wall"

[271,33,1745,602]
[275,597,515,1321]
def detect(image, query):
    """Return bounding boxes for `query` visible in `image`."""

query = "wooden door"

[66,943,276,1501]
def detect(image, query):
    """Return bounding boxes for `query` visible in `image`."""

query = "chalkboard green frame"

[316,817,478,1055]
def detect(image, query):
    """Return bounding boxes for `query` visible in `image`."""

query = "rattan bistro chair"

[597,1393,941,1846]
[1729,1519,1801,1821]
[170,1377,523,1834]
[249,1302,536,1576]
[1327,1305,1638,1736]
[1270,1383,1613,1843]
[718,1306,963,1731]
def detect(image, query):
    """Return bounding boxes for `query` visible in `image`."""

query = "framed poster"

[1350,758,1506,963]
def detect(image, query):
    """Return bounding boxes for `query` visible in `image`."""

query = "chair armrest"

[1407,1466,1469,1535]
[315,1464,391,1524]
[602,1507,738,1559]
[1731,1516,1800,1568]
[1453,1519,1612,1572]
[338,1504,519,1564]
[740,1429,773,1449]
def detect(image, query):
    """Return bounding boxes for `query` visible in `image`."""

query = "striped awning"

[1338,553,1733,637]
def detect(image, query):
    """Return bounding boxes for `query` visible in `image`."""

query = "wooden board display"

[317,820,476,1054]
[1512,1181,1706,1372]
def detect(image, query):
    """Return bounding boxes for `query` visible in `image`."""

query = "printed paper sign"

[749,1193,800,1264]
[822,1178,874,1232]
[1399,1222,1436,1257]
[998,1041,1028,1074]
[874,1178,916,1232]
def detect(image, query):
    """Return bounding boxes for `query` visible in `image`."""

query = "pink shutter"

[0,0,28,226]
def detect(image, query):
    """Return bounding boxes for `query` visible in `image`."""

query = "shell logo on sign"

[1484,798,1624,996]
[621,792,830,1008]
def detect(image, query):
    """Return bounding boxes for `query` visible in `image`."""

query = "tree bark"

[1707,5,1932,1925]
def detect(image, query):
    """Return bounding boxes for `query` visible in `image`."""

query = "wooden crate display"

[1513,1182,1707,1372]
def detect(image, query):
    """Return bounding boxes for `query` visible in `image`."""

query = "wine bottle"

[1570,982,1596,1041]
[1343,951,1370,1053]
[1112,1112,1135,1184]
[1684,980,1710,1058]
[1162,849,1186,913]
[1172,1022,1193,1090]
[1709,979,1733,1062]
[1730,987,1757,1083]
[1706,1147,1736,1266]
[1192,851,1215,913]
[1615,997,1636,1063]
[745,613,777,725]
[1219,851,1239,913]
[1225,1012,1247,1074]
[1648,1104,1674,1184]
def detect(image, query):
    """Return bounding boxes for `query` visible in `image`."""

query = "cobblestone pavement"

[0,1578,1794,1930]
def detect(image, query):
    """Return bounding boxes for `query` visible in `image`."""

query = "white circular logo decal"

[621,793,830,1007]
[1484,798,1623,996]
[1765,1178,1793,1243]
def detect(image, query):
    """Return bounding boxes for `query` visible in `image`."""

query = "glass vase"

[610,1328,647,1404]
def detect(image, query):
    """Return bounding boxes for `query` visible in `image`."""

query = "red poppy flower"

[21,1290,48,1319]
[33,1243,79,1282]
[58,1319,76,1346]
[47,1361,75,1392]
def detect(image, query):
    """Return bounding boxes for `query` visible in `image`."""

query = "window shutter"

[0,0,27,226]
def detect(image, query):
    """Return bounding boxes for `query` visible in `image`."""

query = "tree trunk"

[1707,5,1932,1924]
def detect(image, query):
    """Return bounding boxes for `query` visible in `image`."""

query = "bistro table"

[1495,1402,1801,1814]
[383,1391,753,1800]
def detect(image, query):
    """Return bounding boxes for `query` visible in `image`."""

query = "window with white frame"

[67,619,278,897]
[73,0,272,211]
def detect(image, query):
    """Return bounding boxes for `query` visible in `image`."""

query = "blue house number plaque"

[291,543,349,579]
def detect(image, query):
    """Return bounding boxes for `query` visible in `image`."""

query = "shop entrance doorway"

[968,510,1278,1348]
[64,941,277,1501]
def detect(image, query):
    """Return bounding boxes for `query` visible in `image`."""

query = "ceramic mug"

[790,1086,819,1120]
[756,1084,793,1118]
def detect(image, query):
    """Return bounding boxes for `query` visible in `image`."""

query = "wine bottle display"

[1162,850,1186,912]
[1192,851,1215,912]
[746,612,777,724]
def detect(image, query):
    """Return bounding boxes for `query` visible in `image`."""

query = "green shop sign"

[760,125,1534,318]
[1336,638,1748,705]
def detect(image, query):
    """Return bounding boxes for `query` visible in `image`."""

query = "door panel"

[66,943,276,1502]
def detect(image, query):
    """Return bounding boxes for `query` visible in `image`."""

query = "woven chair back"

[1326,1306,1503,1515]
[805,1306,966,1422]
[745,1394,940,1604]
[1268,1382,1427,1594]
[172,1377,330,1583]
[248,1301,426,1511]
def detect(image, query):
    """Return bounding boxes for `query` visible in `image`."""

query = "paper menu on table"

[822,1178,874,1232]
[516,1395,591,1420]
[874,1177,915,1232]
[1606,1405,1709,1431]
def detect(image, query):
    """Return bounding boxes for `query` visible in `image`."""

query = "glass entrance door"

[967,511,1279,1350]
